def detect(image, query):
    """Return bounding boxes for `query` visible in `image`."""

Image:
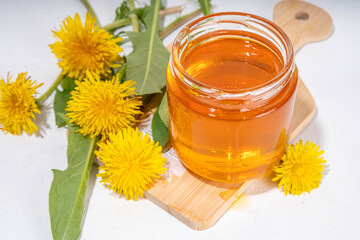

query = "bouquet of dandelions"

[0,0,327,239]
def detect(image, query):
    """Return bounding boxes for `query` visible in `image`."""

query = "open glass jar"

[167,12,298,183]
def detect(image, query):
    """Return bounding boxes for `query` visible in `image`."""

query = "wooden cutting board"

[99,0,333,230]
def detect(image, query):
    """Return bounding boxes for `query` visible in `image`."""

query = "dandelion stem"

[102,4,187,34]
[102,18,132,31]
[36,73,64,104]
[80,0,101,26]
[159,8,202,40]
[129,0,140,32]
[159,5,183,16]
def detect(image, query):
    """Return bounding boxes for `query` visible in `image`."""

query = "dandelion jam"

[167,13,298,182]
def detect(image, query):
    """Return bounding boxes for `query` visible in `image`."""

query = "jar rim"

[171,12,295,97]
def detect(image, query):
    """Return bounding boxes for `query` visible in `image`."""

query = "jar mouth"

[171,12,295,99]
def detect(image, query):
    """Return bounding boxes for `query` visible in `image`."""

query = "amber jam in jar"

[167,12,298,182]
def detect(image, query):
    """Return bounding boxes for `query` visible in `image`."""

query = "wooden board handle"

[273,0,333,53]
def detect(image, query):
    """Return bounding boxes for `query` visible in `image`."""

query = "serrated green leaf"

[141,6,157,31]
[116,63,127,84]
[115,1,130,21]
[198,0,211,15]
[130,7,145,18]
[152,92,169,146]
[152,109,169,147]
[133,6,150,27]
[49,125,98,240]
[126,0,170,95]
[54,89,71,127]
[158,92,169,128]
[54,77,76,127]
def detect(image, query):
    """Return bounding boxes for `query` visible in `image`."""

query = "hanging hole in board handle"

[295,11,309,21]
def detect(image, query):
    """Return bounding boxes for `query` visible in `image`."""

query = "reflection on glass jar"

[167,12,298,183]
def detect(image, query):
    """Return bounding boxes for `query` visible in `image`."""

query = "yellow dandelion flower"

[66,73,142,138]
[49,12,123,79]
[273,140,326,196]
[0,72,43,135]
[96,127,167,200]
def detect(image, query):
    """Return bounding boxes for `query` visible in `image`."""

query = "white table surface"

[1,0,360,239]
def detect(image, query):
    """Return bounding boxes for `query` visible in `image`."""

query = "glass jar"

[167,12,298,183]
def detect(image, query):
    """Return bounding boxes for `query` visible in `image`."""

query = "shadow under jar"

[167,12,298,183]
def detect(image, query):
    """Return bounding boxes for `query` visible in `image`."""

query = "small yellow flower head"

[50,12,123,79]
[0,73,43,135]
[66,73,142,138]
[273,140,326,196]
[96,127,167,200]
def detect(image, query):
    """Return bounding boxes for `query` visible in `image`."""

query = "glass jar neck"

[170,12,295,108]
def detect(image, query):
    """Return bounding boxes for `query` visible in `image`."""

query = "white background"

[1,0,360,239]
